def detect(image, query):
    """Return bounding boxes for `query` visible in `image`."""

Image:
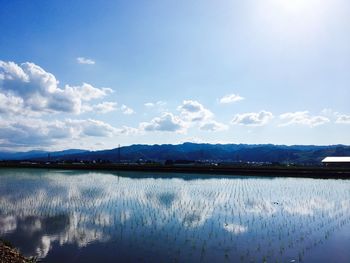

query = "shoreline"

[0,240,33,263]
[0,163,349,179]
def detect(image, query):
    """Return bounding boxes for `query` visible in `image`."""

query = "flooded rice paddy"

[0,169,349,262]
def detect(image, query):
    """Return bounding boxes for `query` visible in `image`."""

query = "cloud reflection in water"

[0,170,349,262]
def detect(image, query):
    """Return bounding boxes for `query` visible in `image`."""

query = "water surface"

[0,169,349,262]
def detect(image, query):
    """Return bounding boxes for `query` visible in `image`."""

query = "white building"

[322,157,350,167]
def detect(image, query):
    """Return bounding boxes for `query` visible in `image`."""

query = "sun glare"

[279,0,313,14]
[253,0,333,43]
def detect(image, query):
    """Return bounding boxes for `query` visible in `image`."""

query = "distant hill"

[2,143,349,165]
[0,149,87,161]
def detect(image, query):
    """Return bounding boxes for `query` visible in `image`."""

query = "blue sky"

[0,0,349,151]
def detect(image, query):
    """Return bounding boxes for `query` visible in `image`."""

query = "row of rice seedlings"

[0,171,349,262]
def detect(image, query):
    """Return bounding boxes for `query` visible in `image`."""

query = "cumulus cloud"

[120,100,226,135]
[175,100,227,132]
[115,126,139,135]
[279,111,329,127]
[140,112,187,133]
[76,57,95,65]
[144,102,154,107]
[177,100,213,122]
[219,94,244,104]
[320,108,338,117]
[0,119,72,148]
[232,111,273,126]
[0,61,112,115]
[85,103,134,115]
[335,114,350,124]
[199,120,228,131]
[94,102,118,114]
[120,104,134,115]
[0,61,143,150]
[319,109,350,125]
[71,84,112,101]
[0,118,135,149]
[67,119,118,137]
[144,101,166,108]
[0,93,25,115]
[84,102,118,114]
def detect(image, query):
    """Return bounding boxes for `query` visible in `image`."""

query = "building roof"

[322,157,350,163]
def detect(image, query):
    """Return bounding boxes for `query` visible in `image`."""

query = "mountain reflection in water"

[0,169,349,263]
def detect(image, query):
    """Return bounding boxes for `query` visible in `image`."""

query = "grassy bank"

[0,240,35,263]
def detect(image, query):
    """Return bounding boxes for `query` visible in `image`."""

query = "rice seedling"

[0,170,349,262]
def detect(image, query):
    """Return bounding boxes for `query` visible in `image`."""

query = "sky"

[0,0,349,151]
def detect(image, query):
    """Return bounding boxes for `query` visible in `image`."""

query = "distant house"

[322,157,350,167]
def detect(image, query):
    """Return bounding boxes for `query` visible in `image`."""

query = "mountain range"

[1,143,350,165]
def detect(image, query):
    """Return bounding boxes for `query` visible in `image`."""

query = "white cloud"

[76,57,95,65]
[0,118,125,149]
[175,100,227,132]
[0,60,143,150]
[69,83,112,101]
[144,101,166,108]
[120,104,134,115]
[219,94,244,104]
[177,100,213,122]
[143,100,227,134]
[144,102,154,107]
[115,126,140,135]
[320,108,338,117]
[84,102,118,114]
[0,119,71,148]
[279,111,329,127]
[335,114,350,124]
[232,111,273,126]
[94,102,118,114]
[140,112,187,133]
[199,120,228,131]
[319,109,350,125]
[68,119,118,137]
[0,93,25,115]
[0,61,28,82]
[85,103,134,115]
[0,61,111,115]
